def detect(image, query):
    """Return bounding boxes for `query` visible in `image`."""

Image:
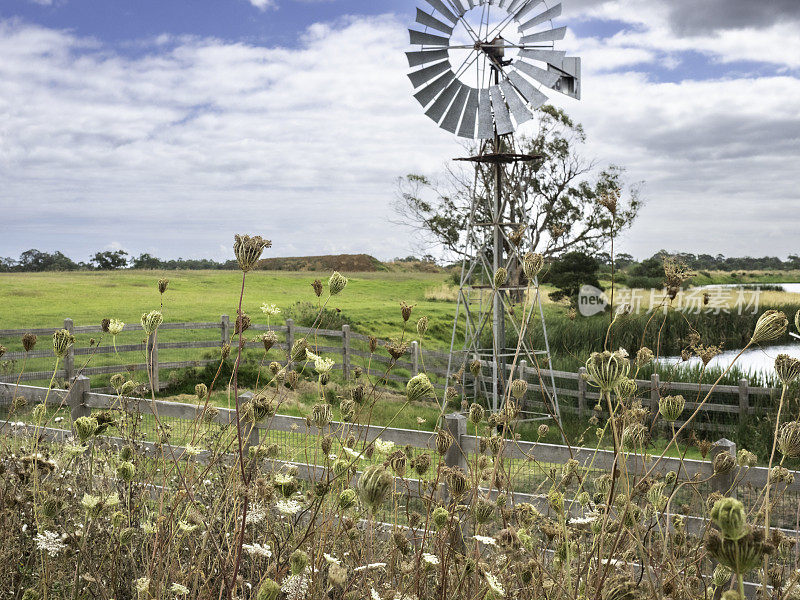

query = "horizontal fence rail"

[0,318,780,430]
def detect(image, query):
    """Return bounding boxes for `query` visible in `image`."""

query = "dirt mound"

[257,254,385,272]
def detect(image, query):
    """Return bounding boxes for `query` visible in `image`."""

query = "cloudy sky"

[1,0,798,263]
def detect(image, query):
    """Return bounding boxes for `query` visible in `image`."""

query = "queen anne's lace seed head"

[750,310,788,345]
[234,234,271,272]
[328,271,348,295]
[140,310,163,336]
[406,373,434,403]
[52,329,75,358]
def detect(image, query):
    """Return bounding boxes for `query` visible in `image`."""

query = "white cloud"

[247,0,278,10]
[0,7,798,264]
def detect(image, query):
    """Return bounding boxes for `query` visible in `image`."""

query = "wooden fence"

[0,318,781,432]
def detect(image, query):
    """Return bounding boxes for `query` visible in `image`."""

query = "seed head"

[538,424,549,438]
[328,271,348,295]
[290,338,308,363]
[117,461,136,482]
[585,350,630,393]
[511,379,528,400]
[777,421,800,458]
[110,373,126,391]
[256,579,281,600]
[311,279,323,297]
[261,331,277,352]
[22,333,37,353]
[0,345,6,359]
[357,464,393,512]
[406,373,434,403]
[158,278,169,294]
[52,329,76,358]
[140,310,163,336]
[737,449,757,467]
[195,383,208,400]
[635,347,654,367]
[432,506,449,530]
[468,403,485,424]
[221,343,231,360]
[338,488,357,510]
[775,354,800,385]
[750,310,788,345]
[74,416,99,443]
[445,467,468,498]
[470,359,482,378]
[523,252,544,281]
[416,315,428,336]
[435,428,453,455]
[233,234,270,272]
[659,395,685,422]
[400,301,414,322]
[493,267,507,289]
[713,451,736,475]
[710,497,747,540]
[290,549,309,575]
[311,403,333,429]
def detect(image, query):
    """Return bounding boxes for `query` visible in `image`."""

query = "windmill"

[406,0,581,419]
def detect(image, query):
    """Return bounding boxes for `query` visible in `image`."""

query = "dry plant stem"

[763,383,788,597]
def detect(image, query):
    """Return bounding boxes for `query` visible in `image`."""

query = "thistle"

[659,395,685,422]
[775,354,800,385]
[777,421,800,458]
[140,310,163,336]
[523,252,544,281]
[750,310,788,345]
[22,333,37,353]
[328,271,348,295]
[52,329,76,358]
[493,267,507,288]
[233,234,270,272]
[406,373,434,402]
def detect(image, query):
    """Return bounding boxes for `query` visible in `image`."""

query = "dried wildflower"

[234,234,270,272]
[706,529,767,574]
[775,354,800,385]
[538,424,549,437]
[338,488,357,510]
[511,379,528,399]
[663,255,694,290]
[622,423,648,449]
[710,497,747,540]
[432,506,449,529]
[256,578,280,600]
[597,188,619,214]
[328,271,348,295]
[777,421,800,458]
[616,377,638,399]
[221,342,231,359]
[470,359,482,377]
[0,345,6,359]
[713,451,736,475]
[698,439,713,458]
[435,428,453,455]
[751,310,788,345]
[523,252,544,281]
[585,350,630,393]
[311,279,323,297]
[737,449,757,467]
[311,403,332,429]
[234,311,251,335]
[117,461,135,482]
[469,403,485,424]
[357,464,393,511]
[406,373,434,402]
[446,467,468,498]
[485,571,505,597]
[194,382,207,400]
[22,333,37,353]
[157,278,169,294]
[400,301,414,322]
[659,395,685,422]
[635,346,653,367]
[74,416,99,442]
[412,452,431,476]
[493,267,507,288]
[52,329,75,358]
[290,338,308,362]
[140,310,163,336]
[416,315,428,336]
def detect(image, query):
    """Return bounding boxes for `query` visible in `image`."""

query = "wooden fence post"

[285,319,295,366]
[738,378,749,426]
[63,318,74,382]
[66,375,91,423]
[342,324,351,380]
[443,411,467,550]
[577,367,587,420]
[220,314,230,346]
[410,341,419,376]
[710,438,737,497]
[147,332,159,393]
[238,391,260,452]
[650,373,660,415]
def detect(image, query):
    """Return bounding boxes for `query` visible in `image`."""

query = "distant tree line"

[2,247,799,273]
[0,249,236,272]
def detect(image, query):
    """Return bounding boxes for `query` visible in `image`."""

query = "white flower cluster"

[421,552,439,566]
[34,530,66,557]
[260,303,281,316]
[306,350,335,374]
[473,534,497,546]
[485,572,505,596]
[373,438,395,454]
[245,503,267,525]
[275,499,303,516]
[281,567,311,600]
[242,543,272,558]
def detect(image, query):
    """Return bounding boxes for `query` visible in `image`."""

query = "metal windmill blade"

[407,0,581,138]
